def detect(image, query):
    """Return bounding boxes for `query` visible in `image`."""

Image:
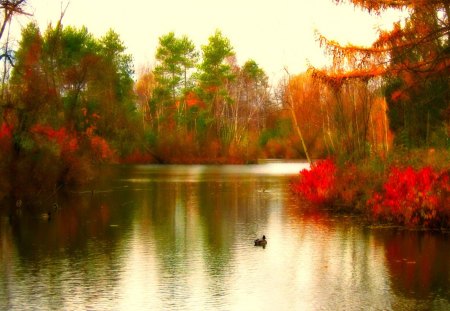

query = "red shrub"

[368,166,450,227]
[292,158,337,205]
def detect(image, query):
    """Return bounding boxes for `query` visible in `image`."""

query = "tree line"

[134,30,273,163]
[0,0,448,205]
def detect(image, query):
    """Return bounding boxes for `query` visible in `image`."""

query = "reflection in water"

[1,164,450,310]
[372,230,450,309]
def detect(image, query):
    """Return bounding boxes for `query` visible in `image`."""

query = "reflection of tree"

[196,180,236,297]
[1,185,137,309]
[135,173,275,305]
[375,230,450,300]
[196,178,273,299]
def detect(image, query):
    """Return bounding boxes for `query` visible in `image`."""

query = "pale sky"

[19,0,405,82]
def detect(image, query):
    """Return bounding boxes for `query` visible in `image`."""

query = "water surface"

[1,163,450,310]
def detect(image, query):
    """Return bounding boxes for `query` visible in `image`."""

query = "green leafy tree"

[197,30,235,147]
[152,32,198,130]
[95,29,138,154]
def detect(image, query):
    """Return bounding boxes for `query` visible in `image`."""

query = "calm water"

[1,163,450,310]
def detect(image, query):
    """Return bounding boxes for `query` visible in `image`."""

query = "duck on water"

[254,235,267,247]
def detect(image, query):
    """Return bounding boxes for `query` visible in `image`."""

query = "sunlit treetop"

[333,0,446,12]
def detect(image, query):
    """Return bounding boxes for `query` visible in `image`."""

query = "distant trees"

[136,30,274,162]
[9,0,448,205]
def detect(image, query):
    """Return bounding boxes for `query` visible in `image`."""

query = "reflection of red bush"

[0,123,12,138]
[0,123,12,150]
[382,232,437,298]
[122,150,154,164]
[292,158,337,204]
[369,166,450,227]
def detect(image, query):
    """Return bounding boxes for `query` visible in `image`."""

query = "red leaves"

[292,159,450,228]
[31,124,79,154]
[28,122,116,167]
[369,166,450,227]
[292,158,337,205]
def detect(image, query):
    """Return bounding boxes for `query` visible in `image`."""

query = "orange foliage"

[185,91,205,109]
[134,67,156,119]
[286,73,326,157]
[370,97,393,156]
[314,0,449,91]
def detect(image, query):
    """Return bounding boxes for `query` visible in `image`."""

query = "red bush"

[292,158,337,204]
[368,166,450,227]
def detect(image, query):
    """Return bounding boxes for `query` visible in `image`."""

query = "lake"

[1,163,450,310]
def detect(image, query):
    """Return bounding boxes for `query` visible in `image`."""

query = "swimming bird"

[40,211,51,221]
[254,235,267,247]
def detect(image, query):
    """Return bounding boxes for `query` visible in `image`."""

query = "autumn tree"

[2,22,139,203]
[313,0,449,150]
[277,68,392,161]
